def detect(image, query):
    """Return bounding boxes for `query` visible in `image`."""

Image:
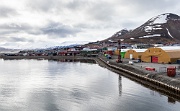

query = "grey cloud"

[42,21,81,38]
[9,37,34,42]
[0,36,34,43]
[66,0,90,10]
[0,20,82,40]
[0,23,31,30]
[26,0,116,22]
[87,2,116,21]
[121,20,142,29]
[75,23,101,29]
[118,0,178,14]
[104,0,180,29]
[135,0,176,9]
[26,0,89,13]
[0,30,19,35]
[26,0,53,12]
[0,23,41,35]
[0,6,18,18]
[75,22,120,30]
[26,0,63,13]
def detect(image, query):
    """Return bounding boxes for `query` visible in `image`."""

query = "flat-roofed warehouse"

[141,46,180,64]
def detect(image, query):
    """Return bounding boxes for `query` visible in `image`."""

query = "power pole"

[116,40,122,63]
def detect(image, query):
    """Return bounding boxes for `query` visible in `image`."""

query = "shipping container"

[167,66,176,77]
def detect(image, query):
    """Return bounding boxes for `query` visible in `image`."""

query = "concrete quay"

[97,55,180,101]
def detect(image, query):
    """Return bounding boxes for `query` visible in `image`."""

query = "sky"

[0,0,179,49]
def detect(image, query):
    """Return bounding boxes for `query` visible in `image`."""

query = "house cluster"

[3,40,180,64]
[3,41,103,57]
[1,41,110,57]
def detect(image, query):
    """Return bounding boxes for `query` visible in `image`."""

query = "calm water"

[0,59,179,111]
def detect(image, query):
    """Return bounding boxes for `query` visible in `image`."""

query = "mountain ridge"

[105,13,180,44]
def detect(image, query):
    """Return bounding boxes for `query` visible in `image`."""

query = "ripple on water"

[0,60,179,111]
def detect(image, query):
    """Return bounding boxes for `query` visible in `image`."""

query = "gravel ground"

[99,55,180,88]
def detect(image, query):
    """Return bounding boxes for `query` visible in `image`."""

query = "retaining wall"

[98,57,180,100]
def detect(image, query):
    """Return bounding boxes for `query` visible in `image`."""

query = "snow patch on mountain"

[139,34,161,38]
[144,25,163,32]
[145,26,153,32]
[142,14,175,39]
[149,13,170,25]
[166,28,174,38]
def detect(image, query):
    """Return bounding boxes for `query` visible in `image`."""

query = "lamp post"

[116,39,124,63]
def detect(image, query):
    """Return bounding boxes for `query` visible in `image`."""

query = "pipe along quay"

[97,57,180,101]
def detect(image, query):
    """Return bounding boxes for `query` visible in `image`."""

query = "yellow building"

[141,47,180,63]
[124,49,143,59]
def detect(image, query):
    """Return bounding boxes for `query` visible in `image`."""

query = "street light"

[116,39,124,63]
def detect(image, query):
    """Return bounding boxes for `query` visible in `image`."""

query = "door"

[151,56,158,63]
[130,54,133,59]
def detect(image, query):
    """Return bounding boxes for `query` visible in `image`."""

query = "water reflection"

[168,97,176,104]
[119,75,122,96]
[57,59,96,64]
[0,59,179,111]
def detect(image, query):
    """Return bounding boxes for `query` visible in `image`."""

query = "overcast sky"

[0,0,179,49]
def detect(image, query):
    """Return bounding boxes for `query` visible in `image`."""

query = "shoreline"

[97,55,180,101]
[1,55,180,101]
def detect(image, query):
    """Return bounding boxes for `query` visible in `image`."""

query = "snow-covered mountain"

[108,13,180,44]
[58,41,89,46]
[45,41,90,49]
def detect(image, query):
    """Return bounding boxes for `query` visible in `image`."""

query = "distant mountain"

[106,13,180,44]
[58,41,89,46]
[46,41,90,49]
[0,47,20,53]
